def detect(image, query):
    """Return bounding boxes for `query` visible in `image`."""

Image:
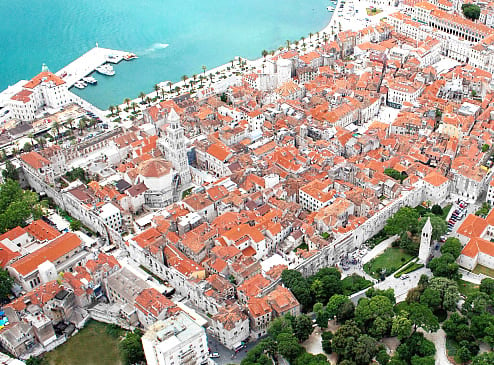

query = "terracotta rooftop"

[10,232,82,276]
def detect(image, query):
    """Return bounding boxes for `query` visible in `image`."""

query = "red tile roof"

[25,220,60,241]
[20,151,51,169]
[462,237,494,258]
[24,71,65,89]
[10,232,82,276]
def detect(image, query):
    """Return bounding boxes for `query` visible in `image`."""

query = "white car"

[209,352,220,358]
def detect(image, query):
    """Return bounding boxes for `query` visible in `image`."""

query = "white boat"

[124,53,138,61]
[74,81,87,89]
[82,76,98,84]
[96,64,115,76]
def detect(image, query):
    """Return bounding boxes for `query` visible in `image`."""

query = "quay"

[55,46,131,88]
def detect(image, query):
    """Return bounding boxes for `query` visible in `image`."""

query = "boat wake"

[142,42,169,55]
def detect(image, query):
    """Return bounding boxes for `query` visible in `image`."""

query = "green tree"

[462,4,481,20]
[376,349,390,365]
[440,237,462,259]
[316,307,330,328]
[480,277,494,296]
[321,331,333,354]
[430,204,443,216]
[456,345,473,364]
[354,295,394,338]
[119,329,144,365]
[293,314,313,342]
[475,202,491,217]
[384,207,420,236]
[411,356,435,365]
[70,220,82,231]
[327,294,354,322]
[428,253,460,280]
[138,92,146,103]
[2,160,19,181]
[407,303,439,333]
[354,334,379,365]
[267,316,292,339]
[482,143,490,153]
[427,277,460,311]
[277,332,302,361]
[391,313,412,340]
[281,270,313,310]
[0,268,13,302]
[332,320,361,361]
[471,351,494,364]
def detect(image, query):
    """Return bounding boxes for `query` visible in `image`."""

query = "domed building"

[136,158,176,208]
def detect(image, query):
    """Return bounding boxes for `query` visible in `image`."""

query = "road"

[208,335,261,365]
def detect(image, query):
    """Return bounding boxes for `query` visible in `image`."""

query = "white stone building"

[142,312,209,365]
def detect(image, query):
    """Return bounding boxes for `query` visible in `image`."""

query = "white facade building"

[99,203,123,232]
[8,68,72,121]
[142,312,208,365]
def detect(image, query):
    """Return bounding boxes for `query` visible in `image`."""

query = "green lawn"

[472,264,494,278]
[364,248,414,279]
[456,279,479,297]
[45,321,123,365]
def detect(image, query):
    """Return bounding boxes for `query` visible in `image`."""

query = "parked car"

[401,275,409,280]
[209,352,220,358]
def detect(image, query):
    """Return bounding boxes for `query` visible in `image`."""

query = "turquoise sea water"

[0,0,330,109]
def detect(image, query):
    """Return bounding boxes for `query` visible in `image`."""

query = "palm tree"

[78,118,87,134]
[160,87,165,99]
[230,59,234,67]
[262,50,268,59]
[36,137,46,149]
[167,81,173,92]
[115,105,120,114]
[124,98,131,108]
[139,92,146,103]
[66,117,75,130]
[202,65,207,76]
[131,102,137,113]
[286,40,290,49]
[154,84,160,98]
[181,75,188,87]
[52,121,60,139]
[109,105,115,116]
[309,32,313,40]
[145,96,151,105]
[199,75,204,87]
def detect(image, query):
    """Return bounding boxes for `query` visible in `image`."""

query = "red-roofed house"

[210,304,249,350]
[20,151,54,184]
[8,232,86,290]
[422,171,450,204]
[135,288,178,328]
[458,237,494,270]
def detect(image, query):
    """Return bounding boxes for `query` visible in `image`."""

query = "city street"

[208,335,261,365]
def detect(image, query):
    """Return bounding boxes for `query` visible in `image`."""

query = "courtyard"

[44,321,122,365]
[363,247,414,279]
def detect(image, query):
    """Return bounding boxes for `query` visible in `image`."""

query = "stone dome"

[137,158,173,178]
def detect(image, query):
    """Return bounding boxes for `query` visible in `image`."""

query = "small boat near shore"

[74,81,87,89]
[124,53,138,61]
[96,64,115,76]
[82,76,97,84]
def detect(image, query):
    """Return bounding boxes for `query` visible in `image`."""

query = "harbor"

[55,46,136,89]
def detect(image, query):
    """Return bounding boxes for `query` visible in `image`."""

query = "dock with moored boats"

[55,45,137,89]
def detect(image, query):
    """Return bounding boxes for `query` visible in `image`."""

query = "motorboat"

[96,64,115,76]
[74,81,87,89]
[124,53,138,61]
[82,76,98,84]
